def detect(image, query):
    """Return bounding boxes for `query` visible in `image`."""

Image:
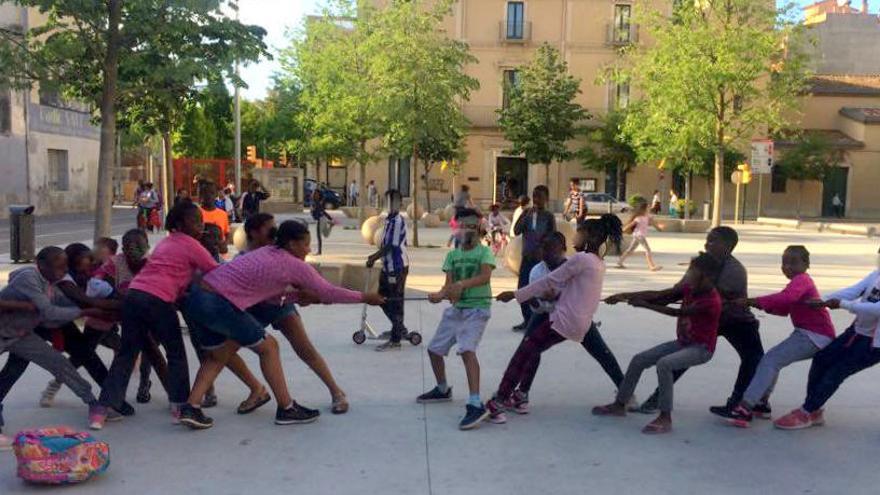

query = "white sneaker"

[0,433,13,451]
[39,380,62,408]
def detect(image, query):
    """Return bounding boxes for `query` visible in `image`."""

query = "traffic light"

[246,145,257,162]
[737,163,752,184]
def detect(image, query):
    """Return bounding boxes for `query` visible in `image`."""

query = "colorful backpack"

[13,426,110,485]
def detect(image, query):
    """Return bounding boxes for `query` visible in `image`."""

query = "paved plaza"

[1,220,879,494]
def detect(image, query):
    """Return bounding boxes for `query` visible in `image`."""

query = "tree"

[416,115,468,215]
[774,133,839,217]
[498,43,587,187]
[0,0,266,239]
[282,0,384,222]
[619,0,810,227]
[578,109,636,201]
[368,0,479,247]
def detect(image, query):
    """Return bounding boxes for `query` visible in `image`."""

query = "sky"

[240,0,877,100]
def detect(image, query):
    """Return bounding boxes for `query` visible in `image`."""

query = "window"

[502,69,521,109]
[506,2,525,39]
[0,90,10,134]
[771,165,786,193]
[613,4,632,43]
[48,149,69,192]
[614,82,630,110]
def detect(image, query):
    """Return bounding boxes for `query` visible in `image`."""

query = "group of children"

[2,184,880,445]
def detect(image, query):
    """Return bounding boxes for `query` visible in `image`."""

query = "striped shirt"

[382,212,408,274]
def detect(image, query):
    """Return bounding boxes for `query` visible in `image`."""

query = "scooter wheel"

[353,331,366,345]
[408,332,422,346]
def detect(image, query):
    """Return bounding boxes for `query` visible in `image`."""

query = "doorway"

[821,166,847,218]
[496,156,528,208]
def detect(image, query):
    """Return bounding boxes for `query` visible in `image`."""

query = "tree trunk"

[162,132,174,212]
[684,171,691,220]
[616,164,626,201]
[358,161,367,224]
[93,0,123,241]
[711,148,724,227]
[411,148,420,247]
[544,162,550,188]
[797,180,803,219]
[423,162,433,215]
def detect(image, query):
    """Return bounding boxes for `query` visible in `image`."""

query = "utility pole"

[233,4,242,192]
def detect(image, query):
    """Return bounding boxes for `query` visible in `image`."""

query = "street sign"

[751,139,773,174]
[731,171,742,185]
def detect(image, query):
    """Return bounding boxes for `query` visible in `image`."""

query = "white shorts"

[427,307,491,356]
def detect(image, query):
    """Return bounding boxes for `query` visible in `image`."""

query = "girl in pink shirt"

[91,201,217,430]
[617,201,662,271]
[486,214,624,424]
[719,245,836,428]
[177,220,384,429]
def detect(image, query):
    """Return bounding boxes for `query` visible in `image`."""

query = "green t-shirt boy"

[442,244,496,309]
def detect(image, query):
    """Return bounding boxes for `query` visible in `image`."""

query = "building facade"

[0,5,101,219]
[344,0,880,219]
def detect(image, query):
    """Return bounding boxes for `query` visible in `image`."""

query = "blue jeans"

[182,285,267,350]
[247,301,299,330]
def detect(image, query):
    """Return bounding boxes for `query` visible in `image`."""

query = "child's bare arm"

[428,272,455,303]
[446,265,492,302]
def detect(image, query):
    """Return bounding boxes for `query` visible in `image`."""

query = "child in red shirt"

[593,252,723,434]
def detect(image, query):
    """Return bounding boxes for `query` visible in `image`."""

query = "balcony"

[606,23,639,46]
[499,21,532,44]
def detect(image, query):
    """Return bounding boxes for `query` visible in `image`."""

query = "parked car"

[304,179,343,210]
[583,193,631,214]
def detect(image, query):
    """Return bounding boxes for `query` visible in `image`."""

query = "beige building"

[0,5,101,218]
[337,1,880,219]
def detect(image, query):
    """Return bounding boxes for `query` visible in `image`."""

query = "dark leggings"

[379,268,408,342]
[803,327,880,412]
[518,314,624,394]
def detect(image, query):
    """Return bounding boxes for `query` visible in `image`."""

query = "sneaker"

[377,330,393,340]
[459,404,490,430]
[709,403,733,417]
[0,433,12,451]
[773,409,813,430]
[179,404,214,430]
[115,401,136,417]
[170,405,182,425]
[810,409,825,426]
[88,405,107,431]
[375,341,402,352]
[106,407,124,423]
[507,390,529,415]
[39,380,62,408]
[201,392,219,409]
[752,402,772,420]
[485,398,508,424]
[136,379,152,404]
[417,386,452,403]
[715,404,753,428]
[275,402,321,425]
[631,397,659,415]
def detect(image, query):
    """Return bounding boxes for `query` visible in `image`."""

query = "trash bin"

[702,201,711,221]
[9,205,36,263]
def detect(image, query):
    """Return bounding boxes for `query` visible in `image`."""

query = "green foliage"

[579,109,636,199]
[774,133,839,183]
[498,43,587,171]
[617,0,810,225]
[627,194,646,207]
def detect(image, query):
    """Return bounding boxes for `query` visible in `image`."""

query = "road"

[0,208,138,255]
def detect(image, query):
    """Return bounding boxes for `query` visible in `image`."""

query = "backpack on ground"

[13,426,110,485]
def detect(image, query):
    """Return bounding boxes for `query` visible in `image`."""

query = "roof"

[807,75,880,96]
[840,107,880,124]
[774,129,865,149]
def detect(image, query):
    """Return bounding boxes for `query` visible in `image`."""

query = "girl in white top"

[618,201,662,271]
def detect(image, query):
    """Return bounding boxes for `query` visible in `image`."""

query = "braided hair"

[578,214,623,255]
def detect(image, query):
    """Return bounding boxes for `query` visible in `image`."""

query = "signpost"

[731,164,753,224]
[751,139,774,217]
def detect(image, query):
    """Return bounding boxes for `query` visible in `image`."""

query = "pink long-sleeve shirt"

[755,272,835,341]
[203,246,364,310]
[128,232,218,303]
[515,251,605,342]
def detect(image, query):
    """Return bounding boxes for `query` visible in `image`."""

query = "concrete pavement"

[1,222,880,494]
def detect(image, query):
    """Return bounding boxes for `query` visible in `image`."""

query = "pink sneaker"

[506,390,529,415]
[170,405,182,425]
[485,398,508,424]
[88,405,107,431]
[773,409,813,430]
[0,433,13,451]
[810,409,825,426]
